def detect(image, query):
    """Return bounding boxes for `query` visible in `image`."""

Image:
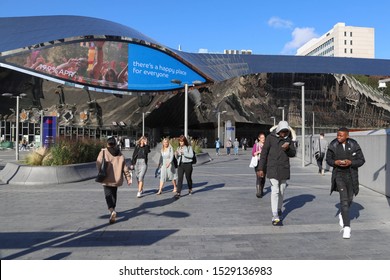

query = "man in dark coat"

[326,127,365,239]
[259,121,296,226]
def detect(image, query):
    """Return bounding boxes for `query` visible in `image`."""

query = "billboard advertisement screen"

[2,41,206,92]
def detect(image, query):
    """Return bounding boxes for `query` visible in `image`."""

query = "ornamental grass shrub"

[24,138,105,166]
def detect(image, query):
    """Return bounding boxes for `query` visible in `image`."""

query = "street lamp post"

[171,79,202,138]
[312,112,315,136]
[278,106,285,121]
[293,82,305,167]
[270,116,276,126]
[142,111,150,136]
[217,110,227,140]
[2,93,27,161]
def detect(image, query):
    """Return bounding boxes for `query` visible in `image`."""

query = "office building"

[296,22,374,58]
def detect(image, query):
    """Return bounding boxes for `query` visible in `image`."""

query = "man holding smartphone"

[326,127,365,239]
[258,121,296,226]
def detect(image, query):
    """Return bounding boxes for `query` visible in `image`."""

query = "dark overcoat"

[258,132,296,180]
[325,138,365,195]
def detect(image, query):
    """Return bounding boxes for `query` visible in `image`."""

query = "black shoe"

[188,189,192,195]
[174,193,181,199]
[256,192,262,198]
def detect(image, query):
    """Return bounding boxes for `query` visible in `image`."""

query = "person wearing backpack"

[174,135,194,199]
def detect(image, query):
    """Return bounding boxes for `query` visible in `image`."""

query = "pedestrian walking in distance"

[314,133,328,175]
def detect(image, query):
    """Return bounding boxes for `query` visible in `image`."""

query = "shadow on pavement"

[282,194,316,220]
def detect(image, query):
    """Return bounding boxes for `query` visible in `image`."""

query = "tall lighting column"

[2,92,27,161]
[217,110,227,140]
[278,106,285,121]
[270,116,276,126]
[171,79,202,138]
[293,82,305,167]
[142,111,150,136]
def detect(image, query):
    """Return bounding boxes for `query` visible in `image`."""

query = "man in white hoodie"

[258,121,296,226]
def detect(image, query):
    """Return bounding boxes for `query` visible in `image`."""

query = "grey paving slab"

[0,148,390,260]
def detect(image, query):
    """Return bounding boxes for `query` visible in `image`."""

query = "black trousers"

[177,163,193,193]
[335,172,354,227]
[103,186,118,210]
[316,157,324,171]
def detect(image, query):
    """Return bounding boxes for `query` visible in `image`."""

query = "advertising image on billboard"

[4,41,129,90]
[2,40,206,92]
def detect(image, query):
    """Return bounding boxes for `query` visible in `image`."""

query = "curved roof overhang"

[1,15,390,94]
[0,16,211,94]
[172,51,390,82]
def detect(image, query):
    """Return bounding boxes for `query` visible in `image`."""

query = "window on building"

[344,40,347,45]
[344,48,347,53]
[350,32,353,36]
[350,40,353,45]
[344,31,347,36]
[350,49,353,54]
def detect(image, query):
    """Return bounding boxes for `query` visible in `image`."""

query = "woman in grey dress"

[157,138,177,194]
[131,136,151,198]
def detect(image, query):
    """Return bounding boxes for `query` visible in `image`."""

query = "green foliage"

[352,74,390,97]
[24,147,48,166]
[168,137,202,154]
[24,138,105,166]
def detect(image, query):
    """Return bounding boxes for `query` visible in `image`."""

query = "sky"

[1,0,390,59]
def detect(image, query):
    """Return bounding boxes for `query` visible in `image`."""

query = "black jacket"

[258,131,296,180]
[131,144,151,165]
[326,138,365,196]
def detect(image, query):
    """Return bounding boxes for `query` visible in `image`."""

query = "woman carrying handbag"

[252,132,266,198]
[96,137,132,224]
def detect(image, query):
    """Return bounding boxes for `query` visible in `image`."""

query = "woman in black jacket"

[131,136,151,198]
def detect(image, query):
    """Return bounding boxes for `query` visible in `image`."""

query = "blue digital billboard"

[128,44,206,90]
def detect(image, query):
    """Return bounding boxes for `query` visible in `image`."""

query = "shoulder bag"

[249,155,258,168]
[249,143,260,168]
[95,150,107,182]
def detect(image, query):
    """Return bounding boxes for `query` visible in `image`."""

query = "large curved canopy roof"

[0,15,160,53]
[1,15,390,89]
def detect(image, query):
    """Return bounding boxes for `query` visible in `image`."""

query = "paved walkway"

[1,148,390,260]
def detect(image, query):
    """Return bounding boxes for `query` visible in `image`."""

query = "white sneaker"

[137,191,142,198]
[342,226,351,239]
[109,211,117,224]
[339,213,344,227]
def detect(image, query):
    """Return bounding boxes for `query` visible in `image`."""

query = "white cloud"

[281,27,318,55]
[268,16,293,29]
